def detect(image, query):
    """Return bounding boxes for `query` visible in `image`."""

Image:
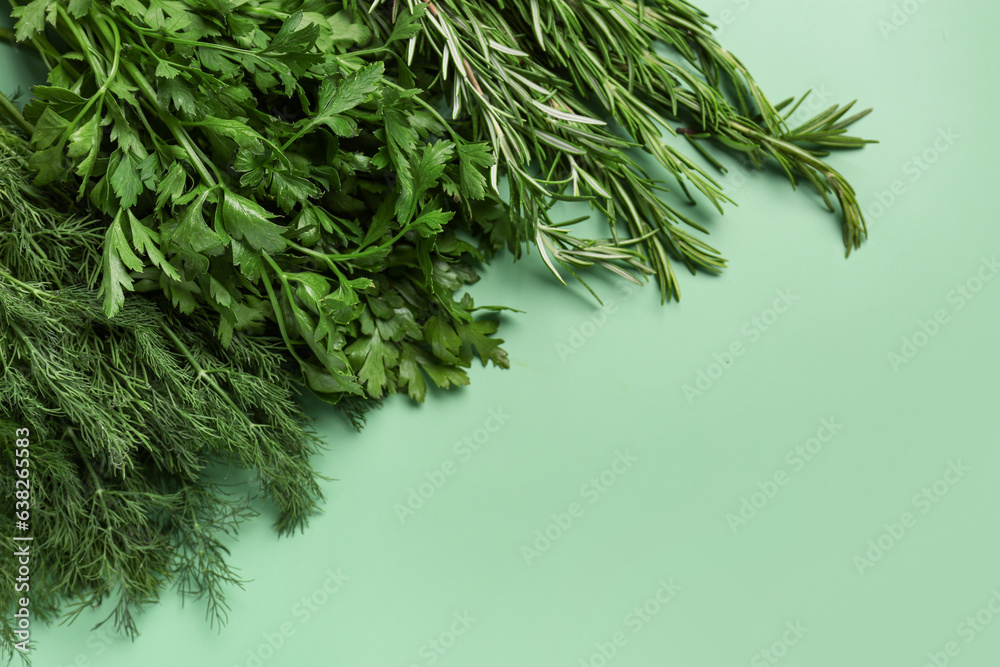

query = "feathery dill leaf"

[0,128,327,659]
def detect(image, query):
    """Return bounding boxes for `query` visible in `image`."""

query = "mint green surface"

[5,1,1000,665]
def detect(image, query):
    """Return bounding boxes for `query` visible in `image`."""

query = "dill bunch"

[0,128,329,659]
[362,0,876,301]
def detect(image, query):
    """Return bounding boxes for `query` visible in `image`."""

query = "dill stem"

[72,439,114,532]
[158,321,247,421]
[0,268,55,301]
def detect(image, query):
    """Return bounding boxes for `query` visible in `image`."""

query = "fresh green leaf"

[456,142,494,199]
[109,149,143,208]
[221,190,286,253]
[128,211,182,281]
[100,213,143,315]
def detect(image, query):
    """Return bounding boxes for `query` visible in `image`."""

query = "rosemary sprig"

[363,0,876,301]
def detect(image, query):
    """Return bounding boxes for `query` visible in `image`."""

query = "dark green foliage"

[0,0,877,658]
[0,130,326,659]
[361,0,875,301]
[9,0,510,405]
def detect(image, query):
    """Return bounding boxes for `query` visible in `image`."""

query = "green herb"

[0,0,879,655]
[362,0,876,301]
[0,127,329,660]
[3,0,510,405]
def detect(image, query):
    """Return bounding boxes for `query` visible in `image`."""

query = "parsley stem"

[260,255,309,368]
[0,91,34,136]
[107,9,286,70]
[286,241,349,281]
[280,123,316,152]
[302,223,413,261]
[242,7,287,19]
[58,8,108,80]
[85,13,220,186]
[285,231,411,264]
[118,60,219,187]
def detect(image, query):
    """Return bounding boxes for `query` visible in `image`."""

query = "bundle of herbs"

[6,0,512,404]
[1,0,518,655]
[0,126,328,660]
[361,0,875,300]
[0,0,874,657]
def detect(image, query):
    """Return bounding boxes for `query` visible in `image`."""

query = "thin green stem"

[159,321,247,421]
[286,240,349,281]
[260,255,308,368]
[0,92,34,136]
[58,8,108,79]
[120,60,219,186]
[72,438,114,531]
[0,269,57,302]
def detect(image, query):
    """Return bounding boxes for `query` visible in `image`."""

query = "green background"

[4,0,1000,665]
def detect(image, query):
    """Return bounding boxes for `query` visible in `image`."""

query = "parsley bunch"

[5,0,510,405]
